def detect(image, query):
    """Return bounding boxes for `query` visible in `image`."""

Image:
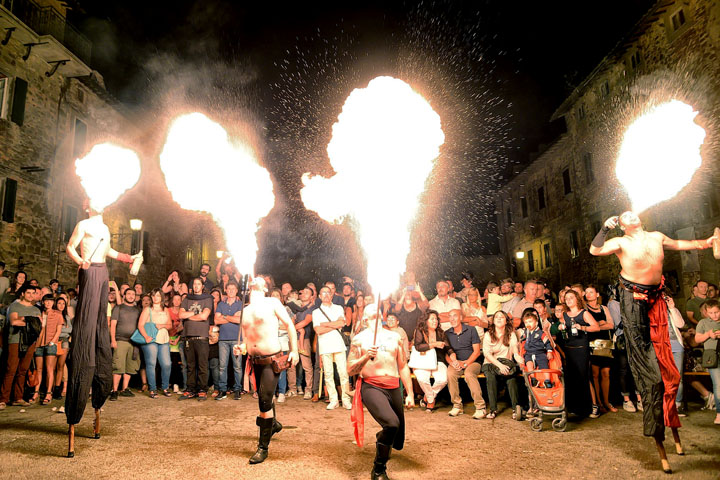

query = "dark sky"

[70,0,656,287]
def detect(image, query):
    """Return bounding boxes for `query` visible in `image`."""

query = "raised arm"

[589,216,622,257]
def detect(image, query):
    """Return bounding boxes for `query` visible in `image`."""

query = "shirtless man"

[348,304,414,480]
[234,277,298,464]
[65,199,140,457]
[589,211,717,473]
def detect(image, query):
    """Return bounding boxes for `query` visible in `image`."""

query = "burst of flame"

[301,76,444,295]
[616,100,706,213]
[75,143,141,213]
[159,113,275,275]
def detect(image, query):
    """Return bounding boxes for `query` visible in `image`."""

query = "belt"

[184,336,206,340]
[251,351,281,365]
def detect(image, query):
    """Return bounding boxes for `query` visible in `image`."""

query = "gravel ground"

[1,392,719,480]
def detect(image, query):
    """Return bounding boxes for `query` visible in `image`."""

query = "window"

[537,186,546,210]
[506,209,512,226]
[591,220,602,236]
[599,81,610,98]
[576,104,586,120]
[10,77,27,126]
[521,197,528,218]
[583,152,594,183]
[1,178,17,223]
[142,231,150,264]
[527,250,535,272]
[670,9,686,31]
[0,73,8,119]
[72,118,87,159]
[562,168,572,195]
[185,247,193,271]
[629,50,642,71]
[543,243,552,267]
[131,230,141,255]
[62,204,78,242]
[570,230,580,259]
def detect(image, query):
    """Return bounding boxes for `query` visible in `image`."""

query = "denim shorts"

[34,343,58,357]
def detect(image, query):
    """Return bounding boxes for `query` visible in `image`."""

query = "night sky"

[70,0,655,288]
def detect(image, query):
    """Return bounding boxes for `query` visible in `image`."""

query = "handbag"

[590,331,615,358]
[701,349,718,369]
[489,357,518,376]
[27,357,41,388]
[408,346,438,370]
[130,310,158,345]
[271,352,290,374]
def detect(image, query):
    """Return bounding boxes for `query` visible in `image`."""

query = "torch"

[371,293,382,360]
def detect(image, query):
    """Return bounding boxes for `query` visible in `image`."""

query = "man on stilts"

[65,199,140,457]
[348,304,414,480]
[234,277,299,464]
[590,211,717,473]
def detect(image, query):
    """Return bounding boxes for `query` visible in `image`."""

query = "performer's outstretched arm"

[662,233,715,251]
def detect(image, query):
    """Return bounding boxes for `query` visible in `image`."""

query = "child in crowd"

[486,282,515,316]
[521,309,554,388]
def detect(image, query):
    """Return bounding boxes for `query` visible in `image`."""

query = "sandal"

[140,384,149,393]
[149,391,158,399]
[486,411,497,419]
[29,392,40,404]
[41,394,53,405]
[162,389,172,397]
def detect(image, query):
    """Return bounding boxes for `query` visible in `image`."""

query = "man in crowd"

[133,283,143,297]
[348,303,414,480]
[685,280,708,326]
[292,287,315,400]
[109,289,140,400]
[0,285,40,409]
[589,211,717,473]
[511,280,539,328]
[324,281,345,306]
[215,281,243,400]
[429,280,461,331]
[234,277,298,464]
[199,263,216,293]
[457,271,474,303]
[313,286,352,410]
[708,283,719,299]
[444,309,486,419]
[500,278,521,316]
[179,277,213,400]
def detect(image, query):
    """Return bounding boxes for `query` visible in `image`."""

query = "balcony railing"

[2,0,92,64]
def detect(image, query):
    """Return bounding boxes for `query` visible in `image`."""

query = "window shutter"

[10,78,28,126]
[2,178,17,223]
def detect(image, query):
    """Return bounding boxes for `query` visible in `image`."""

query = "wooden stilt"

[67,425,75,458]
[671,427,683,455]
[655,437,672,474]
[93,408,101,439]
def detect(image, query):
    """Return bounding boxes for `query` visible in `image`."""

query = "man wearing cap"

[234,277,298,464]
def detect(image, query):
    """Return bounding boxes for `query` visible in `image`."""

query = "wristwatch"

[49,342,55,346]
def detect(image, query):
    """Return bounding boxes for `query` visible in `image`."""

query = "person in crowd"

[510,280,539,328]
[281,282,293,299]
[385,312,409,359]
[293,287,315,399]
[694,298,720,425]
[139,294,151,310]
[133,283,144,297]
[482,310,524,420]
[33,294,63,405]
[179,278,213,400]
[53,295,72,400]
[109,289,141,400]
[533,299,552,330]
[461,287,487,336]
[215,282,243,401]
[393,283,428,341]
[167,292,185,393]
[313,286,352,410]
[412,310,448,412]
[708,283,719,299]
[445,309,486,419]
[271,287,296,402]
[500,278,522,317]
[49,279,59,296]
[1,270,26,308]
[162,270,188,296]
[0,285,40,409]
[686,280,708,326]
[353,293,367,336]
[584,284,616,413]
[208,325,220,396]
[0,261,9,299]
[611,299,644,413]
[138,289,172,398]
[429,280,461,331]
[338,282,356,352]
[665,295,686,417]
[520,308,553,389]
[485,281,515,316]
[560,289,599,418]
[456,271,475,303]
[198,263,215,293]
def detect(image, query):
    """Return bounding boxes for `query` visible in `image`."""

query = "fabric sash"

[351,375,400,447]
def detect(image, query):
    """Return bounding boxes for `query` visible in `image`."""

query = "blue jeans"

[209,357,219,389]
[709,367,720,414]
[671,347,684,404]
[178,339,187,390]
[218,340,242,392]
[141,342,171,391]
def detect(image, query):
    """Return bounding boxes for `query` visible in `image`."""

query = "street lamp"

[130,218,143,231]
[216,250,224,259]
[515,251,525,259]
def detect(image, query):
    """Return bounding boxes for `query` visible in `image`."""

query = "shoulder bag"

[701,349,718,369]
[408,346,438,370]
[130,310,157,345]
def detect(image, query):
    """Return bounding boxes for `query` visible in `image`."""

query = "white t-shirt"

[312,304,346,355]
[428,296,461,331]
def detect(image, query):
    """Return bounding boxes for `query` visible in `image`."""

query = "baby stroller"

[519,335,566,432]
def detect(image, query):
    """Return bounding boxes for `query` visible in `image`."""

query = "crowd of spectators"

[0,259,718,427]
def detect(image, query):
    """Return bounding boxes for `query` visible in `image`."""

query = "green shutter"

[10,78,27,126]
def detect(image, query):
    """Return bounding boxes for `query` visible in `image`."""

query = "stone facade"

[495,0,720,306]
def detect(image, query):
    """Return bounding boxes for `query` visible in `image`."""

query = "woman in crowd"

[461,287,487,336]
[694,298,720,425]
[33,294,63,405]
[584,285,616,413]
[161,270,187,296]
[560,289,599,418]
[53,294,72,400]
[1,270,26,307]
[412,310,448,412]
[352,293,366,335]
[138,288,172,398]
[481,311,524,420]
[167,292,185,393]
[665,295,686,416]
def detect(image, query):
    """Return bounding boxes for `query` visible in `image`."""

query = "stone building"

[495,0,720,304]
[0,0,225,291]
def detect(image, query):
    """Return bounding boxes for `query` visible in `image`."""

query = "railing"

[2,0,92,64]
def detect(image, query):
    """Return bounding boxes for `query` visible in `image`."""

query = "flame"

[301,76,444,295]
[616,100,706,213]
[159,113,275,275]
[75,143,141,213]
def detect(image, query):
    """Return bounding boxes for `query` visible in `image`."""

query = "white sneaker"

[326,400,339,410]
[303,391,312,400]
[286,390,296,398]
[623,400,636,413]
[342,399,352,410]
[448,407,464,417]
[706,394,716,410]
[636,399,644,412]
[277,393,286,403]
[473,409,486,420]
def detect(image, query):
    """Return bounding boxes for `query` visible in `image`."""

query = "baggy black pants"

[361,382,405,450]
[65,263,112,425]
